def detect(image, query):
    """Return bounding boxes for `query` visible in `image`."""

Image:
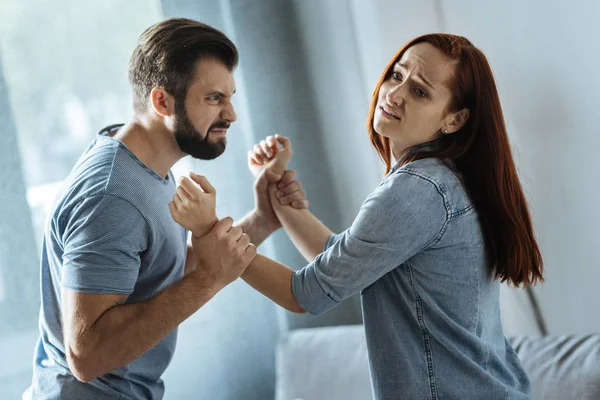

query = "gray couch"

[275,325,600,400]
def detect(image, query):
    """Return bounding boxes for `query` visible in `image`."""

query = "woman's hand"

[169,173,218,238]
[248,134,293,183]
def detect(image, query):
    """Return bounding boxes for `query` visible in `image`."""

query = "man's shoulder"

[51,134,140,224]
[67,130,158,199]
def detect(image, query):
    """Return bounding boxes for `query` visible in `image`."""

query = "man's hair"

[128,18,238,113]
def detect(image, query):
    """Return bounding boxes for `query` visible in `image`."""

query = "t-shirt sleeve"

[292,171,449,315]
[60,194,150,295]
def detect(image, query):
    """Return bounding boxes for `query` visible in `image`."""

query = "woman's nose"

[385,84,404,107]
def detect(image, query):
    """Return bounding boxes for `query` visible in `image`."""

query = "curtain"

[0,50,41,398]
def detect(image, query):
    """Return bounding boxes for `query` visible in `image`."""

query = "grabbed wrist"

[192,218,219,239]
[251,208,281,235]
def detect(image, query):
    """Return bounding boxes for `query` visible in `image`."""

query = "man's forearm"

[72,274,222,381]
[183,243,197,277]
[238,209,279,247]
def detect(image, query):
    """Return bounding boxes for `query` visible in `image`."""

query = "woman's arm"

[248,134,334,262]
[241,254,305,313]
[170,161,316,313]
[238,184,331,313]
[237,181,331,313]
[269,182,332,261]
[173,159,450,317]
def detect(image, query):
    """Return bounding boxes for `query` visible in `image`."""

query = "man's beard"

[174,100,228,160]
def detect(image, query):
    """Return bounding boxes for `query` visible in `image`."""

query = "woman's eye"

[415,88,427,98]
[392,72,402,81]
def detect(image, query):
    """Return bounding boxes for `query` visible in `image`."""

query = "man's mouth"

[210,128,227,136]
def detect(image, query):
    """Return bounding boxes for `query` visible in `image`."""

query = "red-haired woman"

[174,34,543,399]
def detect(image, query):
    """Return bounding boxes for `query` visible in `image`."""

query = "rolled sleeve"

[292,263,339,315]
[323,229,348,252]
[292,171,449,315]
[61,195,150,295]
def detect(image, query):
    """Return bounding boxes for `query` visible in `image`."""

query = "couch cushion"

[508,335,600,400]
[276,326,600,400]
[275,325,371,400]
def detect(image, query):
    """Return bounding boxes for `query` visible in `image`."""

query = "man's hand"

[252,169,310,230]
[190,217,257,288]
[169,173,218,238]
[273,170,309,209]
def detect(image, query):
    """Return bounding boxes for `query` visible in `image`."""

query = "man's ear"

[150,87,175,117]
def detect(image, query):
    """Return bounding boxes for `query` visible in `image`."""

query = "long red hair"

[368,34,543,286]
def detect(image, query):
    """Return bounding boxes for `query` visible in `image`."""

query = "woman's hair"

[367,34,543,287]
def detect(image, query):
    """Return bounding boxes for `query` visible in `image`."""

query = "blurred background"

[0,0,598,398]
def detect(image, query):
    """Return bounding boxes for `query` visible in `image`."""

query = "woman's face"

[374,42,463,158]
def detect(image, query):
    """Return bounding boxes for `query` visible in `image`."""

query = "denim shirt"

[291,157,532,400]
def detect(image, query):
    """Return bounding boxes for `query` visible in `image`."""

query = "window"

[0,0,162,396]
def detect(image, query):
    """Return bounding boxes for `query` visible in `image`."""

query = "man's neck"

[112,117,185,179]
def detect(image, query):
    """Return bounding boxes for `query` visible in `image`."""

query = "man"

[24,18,307,399]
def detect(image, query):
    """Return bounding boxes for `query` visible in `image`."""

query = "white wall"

[349,0,600,334]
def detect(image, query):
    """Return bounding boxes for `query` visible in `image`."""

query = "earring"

[443,129,448,133]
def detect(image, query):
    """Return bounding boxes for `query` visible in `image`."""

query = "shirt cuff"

[291,263,339,315]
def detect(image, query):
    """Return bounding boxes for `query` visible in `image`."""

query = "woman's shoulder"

[378,158,450,208]
[394,157,473,214]
[396,157,457,186]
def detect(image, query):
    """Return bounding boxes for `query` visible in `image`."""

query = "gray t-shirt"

[25,124,187,400]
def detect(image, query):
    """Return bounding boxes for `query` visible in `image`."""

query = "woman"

[174,34,543,399]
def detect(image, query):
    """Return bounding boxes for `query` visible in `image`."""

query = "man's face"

[174,57,237,160]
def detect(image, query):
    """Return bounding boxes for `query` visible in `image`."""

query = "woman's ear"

[441,108,470,134]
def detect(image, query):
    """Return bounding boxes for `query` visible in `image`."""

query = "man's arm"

[63,271,222,382]
[183,243,198,277]
[170,167,316,313]
[238,168,312,248]
[64,210,256,382]
[237,209,278,248]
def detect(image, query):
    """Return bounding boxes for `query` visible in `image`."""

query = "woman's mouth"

[379,106,401,120]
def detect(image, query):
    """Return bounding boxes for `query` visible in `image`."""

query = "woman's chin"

[373,125,399,140]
